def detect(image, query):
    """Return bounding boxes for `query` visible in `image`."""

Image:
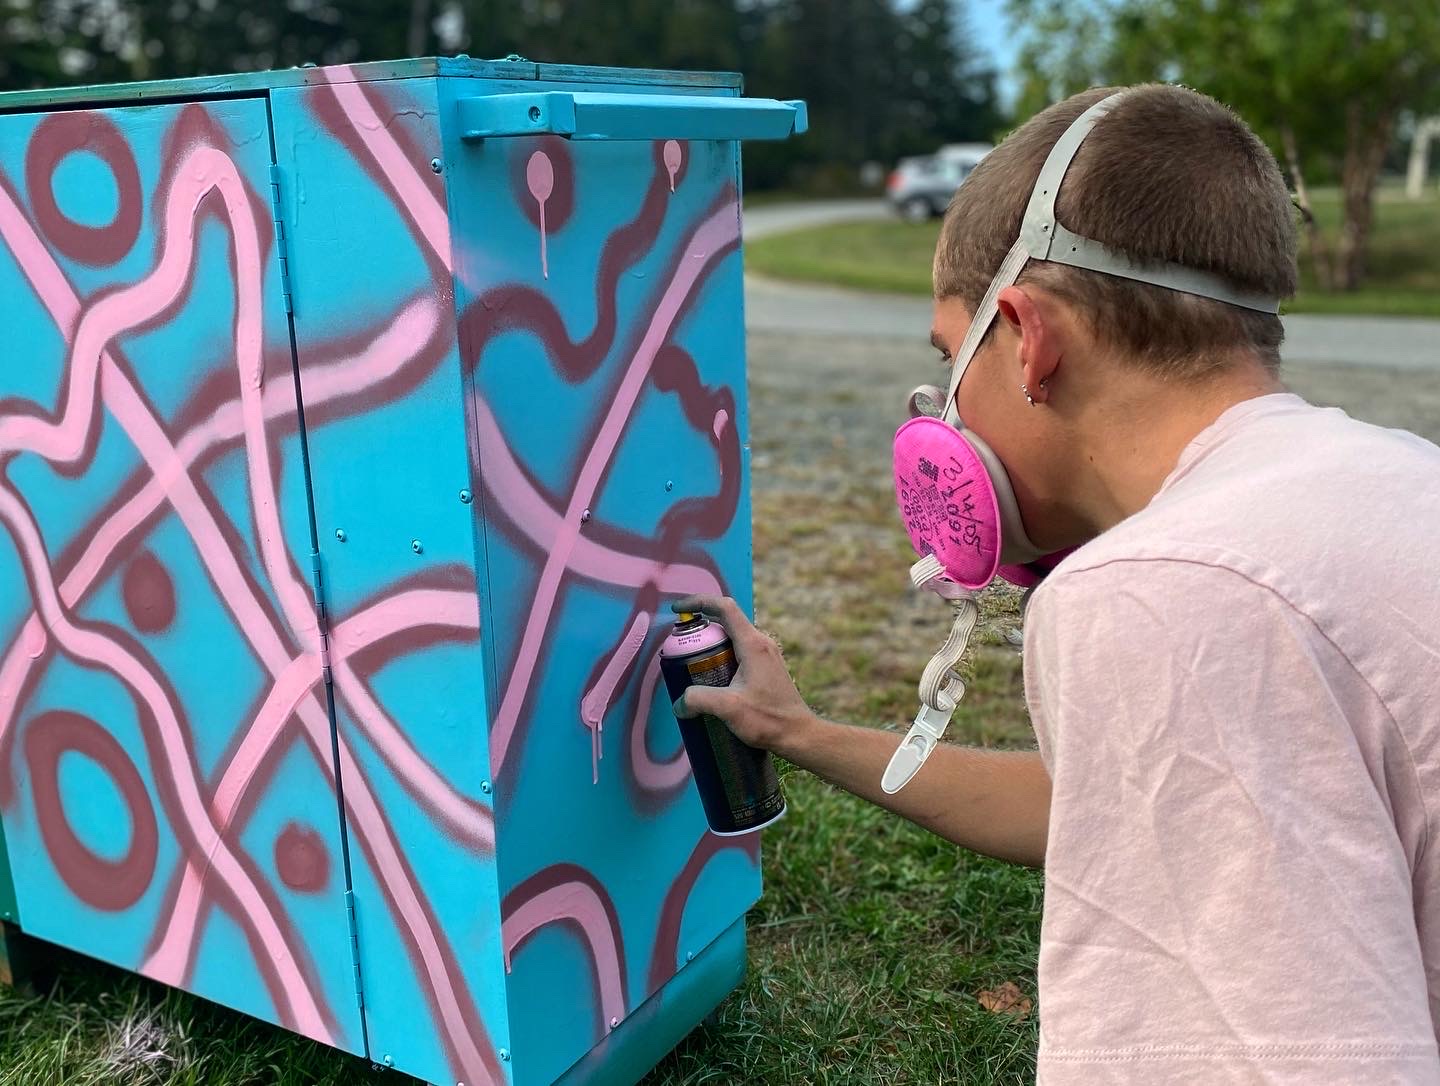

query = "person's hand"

[669,596,818,759]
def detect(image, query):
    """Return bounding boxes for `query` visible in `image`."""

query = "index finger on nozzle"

[671,595,747,629]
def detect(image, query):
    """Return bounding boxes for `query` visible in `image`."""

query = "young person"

[675,84,1440,1082]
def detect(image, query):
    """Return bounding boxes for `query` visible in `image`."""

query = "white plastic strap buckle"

[881,682,961,795]
[909,554,971,601]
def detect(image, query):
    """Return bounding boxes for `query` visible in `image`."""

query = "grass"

[653,779,1041,1085]
[745,184,1440,318]
[0,954,383,1085]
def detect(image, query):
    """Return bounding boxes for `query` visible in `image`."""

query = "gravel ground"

[744,329,1440,741]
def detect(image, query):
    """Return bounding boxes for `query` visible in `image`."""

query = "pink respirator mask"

[881,91,1281,794]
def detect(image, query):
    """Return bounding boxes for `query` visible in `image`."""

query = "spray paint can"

[660,612,787,836]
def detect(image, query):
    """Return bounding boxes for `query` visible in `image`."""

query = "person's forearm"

[777,716,1051,868]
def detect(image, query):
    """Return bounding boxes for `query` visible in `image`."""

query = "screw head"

[459,488,473,504]
[430,158,443,174]
[335,529,347,542]
[499,1049,510,1062]
[665,480,674,492]
[528,105,542,122]
[481,780,492,794]
[686,950,694,961]
[581,509,591,524]
[383,1054,394,1067]
[411,539,423,554]
[610,1016,619,1028]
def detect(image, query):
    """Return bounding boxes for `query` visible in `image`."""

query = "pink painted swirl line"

[580,610,651,784]
[0,478,331,1040]
[3,141,495,1060]
[0,144,314,642]
[502,881,626,1031]
[0,176,487,853]
[182,147,319,645]
[321,66,452,270]
[629,656,691,793]
[205,588,492,849]
[484,197,740,777]
[471,396,722,598]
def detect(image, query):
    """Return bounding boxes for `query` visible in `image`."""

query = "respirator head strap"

[1020,94,1281,315]
[939,90,1282,427]
[888,90,1283,795]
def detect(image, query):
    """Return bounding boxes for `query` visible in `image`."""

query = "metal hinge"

[267,163,295,315]
[310,550,364,1016]
[345,890,364,1011]
[310,550,332,684]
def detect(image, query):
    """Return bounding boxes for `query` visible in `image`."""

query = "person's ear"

[996,285,1061,406]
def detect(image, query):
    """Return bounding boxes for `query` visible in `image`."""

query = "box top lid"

[0,55,743,113]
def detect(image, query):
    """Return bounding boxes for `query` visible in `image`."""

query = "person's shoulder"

[1032,398,1440,612]
[1027,546,1272,626]
[1213,396,1440,484]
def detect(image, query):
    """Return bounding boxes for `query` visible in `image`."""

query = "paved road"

[741,198,890,240]
[740,199,1440,370]
[744,275,1440,371]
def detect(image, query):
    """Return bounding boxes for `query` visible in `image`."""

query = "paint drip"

[526,150,554,279]
[663,141,682,193]
[580,612,651,784]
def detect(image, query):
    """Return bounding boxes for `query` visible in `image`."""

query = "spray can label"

[660,616,786,836]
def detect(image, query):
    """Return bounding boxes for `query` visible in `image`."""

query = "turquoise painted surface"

[553,918,747,1086]
[439,73,762,1086]
[0,57,790,1086]
[269,73,512,1086]
[0,95,365,1053]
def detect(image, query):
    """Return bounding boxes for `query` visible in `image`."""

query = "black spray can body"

[660,613,787,835]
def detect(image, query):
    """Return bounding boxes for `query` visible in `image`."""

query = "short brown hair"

[933,84,1298,377]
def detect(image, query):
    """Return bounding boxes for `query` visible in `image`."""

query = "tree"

[0,0,1010,193]
[1009,0,1440,292]
[896,0,1004,151]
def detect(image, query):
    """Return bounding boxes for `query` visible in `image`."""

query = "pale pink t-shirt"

[1023,392,1440,1084]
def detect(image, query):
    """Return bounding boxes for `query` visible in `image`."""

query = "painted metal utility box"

[0,57,804,1086]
